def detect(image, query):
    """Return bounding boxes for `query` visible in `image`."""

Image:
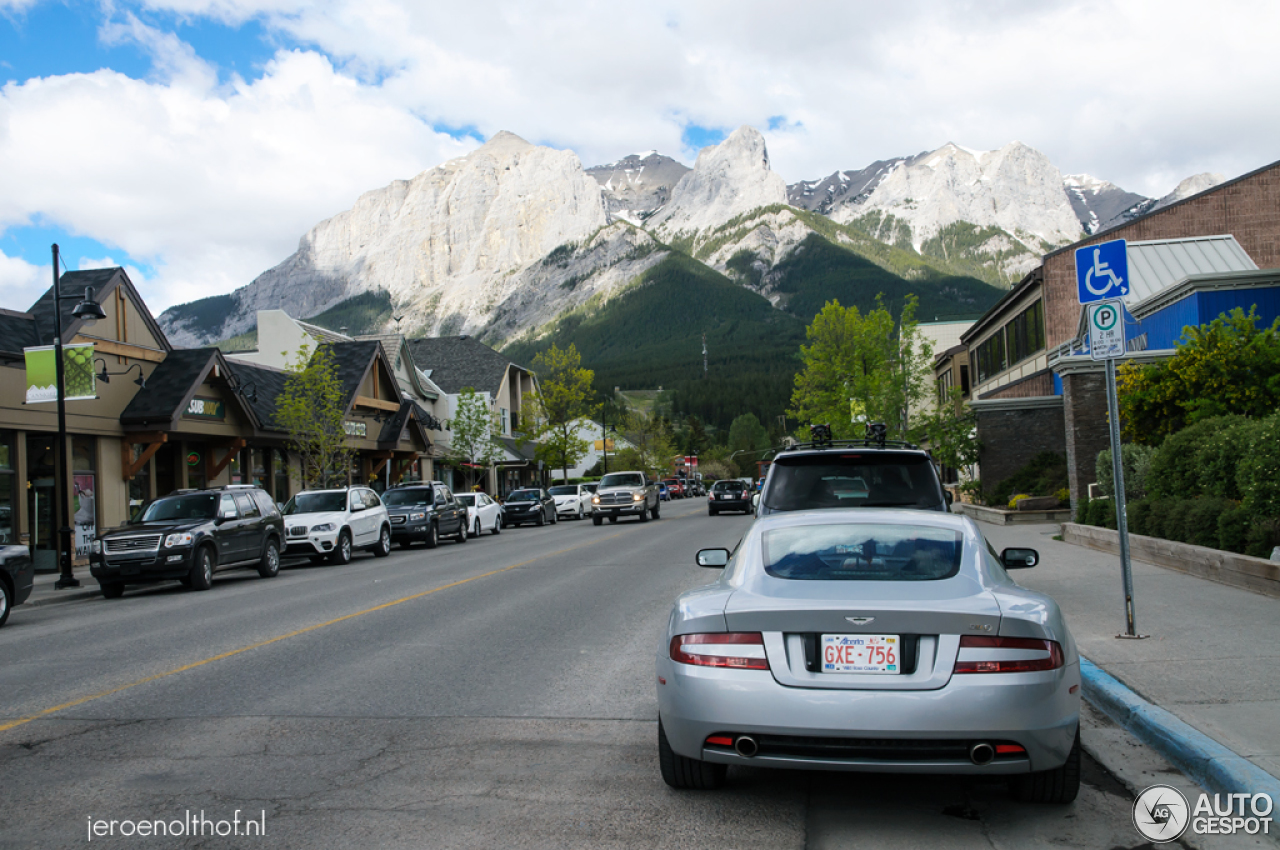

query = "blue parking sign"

[1075,239,1129,304]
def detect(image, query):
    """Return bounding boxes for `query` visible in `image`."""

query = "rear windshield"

[762,524,963,581]
[138,493,219,522]
[713,481,745,492]
[508,489,540,501]
[764,454,942,511]
[600,473,645,489]
[548,486,577,496]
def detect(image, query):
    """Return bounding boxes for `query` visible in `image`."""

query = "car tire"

[1008,728,1081,804]
[536,511,545,527]
[639,504,650,523]
[373,525,392,558]
[98,581,124,600]
[608,516,618,524]
[652,502,660,520]
[592,515,602,526]
[0,578,9,625]
[456,520,468,543]
[257,538,281,578]
[492,515,502,535]
[398,540,413,550]
[658,719,726,790]
[471,519,482,539]
[551,510,558,524]
[425,522,439,549]
[329,530,353,565]
[709,507,718,516]
[577,506,584,520]
[189,547,214,591]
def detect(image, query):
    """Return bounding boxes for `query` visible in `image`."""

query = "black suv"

[0,544,34,627]
[90,486,285,598]
[758,423,949,516]
[382,481,468,548]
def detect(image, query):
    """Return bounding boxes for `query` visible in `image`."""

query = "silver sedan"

[656,509,1081,803]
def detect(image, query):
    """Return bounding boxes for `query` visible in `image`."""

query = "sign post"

[1080,256,1145,639]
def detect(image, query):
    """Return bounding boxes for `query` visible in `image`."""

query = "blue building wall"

[1131,287,1280,349]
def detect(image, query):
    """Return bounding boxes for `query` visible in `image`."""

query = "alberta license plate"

[820,634,900,674]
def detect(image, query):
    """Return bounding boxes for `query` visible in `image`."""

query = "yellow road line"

[1,530,635,734]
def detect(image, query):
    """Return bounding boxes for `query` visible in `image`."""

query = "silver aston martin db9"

[656,509,1081,803]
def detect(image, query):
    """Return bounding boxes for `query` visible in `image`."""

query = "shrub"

[1185,497,1231,549]
[1075,494,1091,524]
[1162,499,1196,543]
[990,451,1068,507]
[1217,504,1252,554]
[1194,418,1262,499]
[1008,493,1032,510]
[1238,414,1280,517]
[958,479,984,505]
[1147,416,1248,499]
[1127,498,1152,537]
[1146,497,1175,539]
[1055,487,1070,506]
[1095,444,1157,500]
[1245,518,1280,559]
[1087,497,1115,529]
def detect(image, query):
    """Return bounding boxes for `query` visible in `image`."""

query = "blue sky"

[1,0,1277,313]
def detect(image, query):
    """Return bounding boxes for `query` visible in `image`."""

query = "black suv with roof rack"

[90,485,285,598]
[757,423,950,516]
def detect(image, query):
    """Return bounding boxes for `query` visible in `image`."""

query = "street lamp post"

[50,244,108,590]
[600,419,616,475]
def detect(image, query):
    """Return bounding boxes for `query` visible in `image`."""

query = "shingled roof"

[27,268,171,351]
[405,336,523,396]
[0,309,42,357]
[120,348,257,431]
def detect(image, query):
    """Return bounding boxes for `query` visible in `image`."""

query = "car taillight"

[953,636,1064,673]
[670,633,769,670]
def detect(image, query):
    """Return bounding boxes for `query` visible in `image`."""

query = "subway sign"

[184,397,224,420]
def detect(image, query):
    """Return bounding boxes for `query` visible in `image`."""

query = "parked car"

[707,479,751,515]
[456,491,503,537]
[757,423,948,516]
[503,488,558,527]
[0,544,34,627]
[656,508,1079,803]
[591,471,659,524]
[657,481,671,501]
[382,482,468,548]
[662,478,685,499]
[548,484,593,520]
[282,487,392,564]
[90,486,285,597]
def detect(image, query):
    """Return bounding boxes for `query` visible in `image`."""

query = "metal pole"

[1105,357,1137,637]
[601,418,608,475]
[52,244,80,589]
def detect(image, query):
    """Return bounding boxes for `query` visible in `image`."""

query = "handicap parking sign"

[1075,239,1129,304]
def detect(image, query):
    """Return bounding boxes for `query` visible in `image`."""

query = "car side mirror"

[944,490,954,508]
[1001,547,1039,569]
[696,548,730,568]
[351,502,366,512]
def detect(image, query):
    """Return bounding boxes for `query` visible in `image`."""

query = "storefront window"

[0,431,13,545]
[128,443,151,516]
[251,448,267,489]
[271,449,289,503]
[186,443,207,490]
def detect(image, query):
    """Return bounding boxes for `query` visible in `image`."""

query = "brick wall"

[979,370,1054,400]
[974,402,1065,493]
[1044,160,1280,348]
[1060,369,1110,511]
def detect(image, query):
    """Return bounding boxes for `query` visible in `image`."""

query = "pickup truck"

[590,470,660,525]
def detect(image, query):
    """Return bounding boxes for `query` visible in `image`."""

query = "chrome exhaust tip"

[734,736,759,758]
[969,742,995,766]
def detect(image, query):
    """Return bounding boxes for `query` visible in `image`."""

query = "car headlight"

[410,512,426,521]
[632,492,644,502]
[311,522,337,533]
[164,532,194,548]
[591,496,600,504]
[91,539,102,554]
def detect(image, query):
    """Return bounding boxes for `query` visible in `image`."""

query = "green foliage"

[525,343,596,481]
[1127,498,1153,536]
[1245,519,1280,559]
[918,387,980,481]
[274,343,354,489]
[1118,307,1280,444]
[1217,504,1253,553]
[1146,416,1248,499]
[305,291,394,336]
[446,388,504,489]
[1086,497,1116,530]
[1185,497,1232,549]
[615,409,676,479]
[727,413,770,455]
[166,294,235,332]
[215,327,259,352]
[1237,415,1280,518]
[1094,443,1155,500]
[1075,494,1091,524]
[725,250,763,287]
[543,242,576,268]
[989,452,1068,507]
[919,222,1058,287]
[789,294,933,441]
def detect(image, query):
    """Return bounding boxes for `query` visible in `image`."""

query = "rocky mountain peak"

[647,125,788,236]
[587,150,690,225]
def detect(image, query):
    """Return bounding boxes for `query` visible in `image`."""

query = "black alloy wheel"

[190,547,215,591]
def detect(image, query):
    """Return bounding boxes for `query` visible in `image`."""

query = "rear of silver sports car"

[657,512,1080,778]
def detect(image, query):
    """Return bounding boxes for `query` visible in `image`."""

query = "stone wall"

[972,398,1065,494]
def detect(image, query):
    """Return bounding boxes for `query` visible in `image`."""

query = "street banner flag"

[24,343,96,403]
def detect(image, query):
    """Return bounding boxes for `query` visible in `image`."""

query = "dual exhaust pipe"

[727,736,997,765]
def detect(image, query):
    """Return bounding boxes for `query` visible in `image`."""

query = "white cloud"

[3,0,1280,312]
[0,249,48,309]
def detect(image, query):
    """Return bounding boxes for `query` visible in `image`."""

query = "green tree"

[617,409,677,479]
[788,294,933,440]
[1118,307,1280,445]
[727,412,770,459]
[274,343,354,489]
[446,387,504,490]
[918,387,981,482]
[526,343,597,482]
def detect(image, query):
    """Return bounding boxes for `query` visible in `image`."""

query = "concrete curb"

[24,587,101,608]
[1081,656,1280,801]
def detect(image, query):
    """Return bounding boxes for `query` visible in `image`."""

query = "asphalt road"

[1,500,1155,849]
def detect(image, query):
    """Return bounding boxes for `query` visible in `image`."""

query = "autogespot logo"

[1133,785,1190,843]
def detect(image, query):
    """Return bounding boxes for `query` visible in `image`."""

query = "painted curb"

[1080,656,1280,801]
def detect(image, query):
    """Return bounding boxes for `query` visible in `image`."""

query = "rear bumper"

[657,654,1079,774]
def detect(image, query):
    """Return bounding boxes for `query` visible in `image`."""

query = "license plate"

[820,634,900,674]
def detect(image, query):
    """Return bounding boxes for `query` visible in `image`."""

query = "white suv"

[282,487,392,564]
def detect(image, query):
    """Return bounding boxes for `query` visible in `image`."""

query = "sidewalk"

[981,521,1280,796]
[22,570,103,608]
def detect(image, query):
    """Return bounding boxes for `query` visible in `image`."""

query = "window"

[975,330,1006,383]
[219,494,238,518]
[233,492,260,518]
[1007,299,1045,366]
[762,524,964,581]
[959,365,970,396]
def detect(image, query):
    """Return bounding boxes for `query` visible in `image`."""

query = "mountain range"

[156,127,1221,428]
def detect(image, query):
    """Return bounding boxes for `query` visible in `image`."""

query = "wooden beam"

[354,394,400,412]
[369,451,395,476]
[72,336,166,362]
[392,455,420,482]
[206,438,247,481]
[121,433,168,480]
